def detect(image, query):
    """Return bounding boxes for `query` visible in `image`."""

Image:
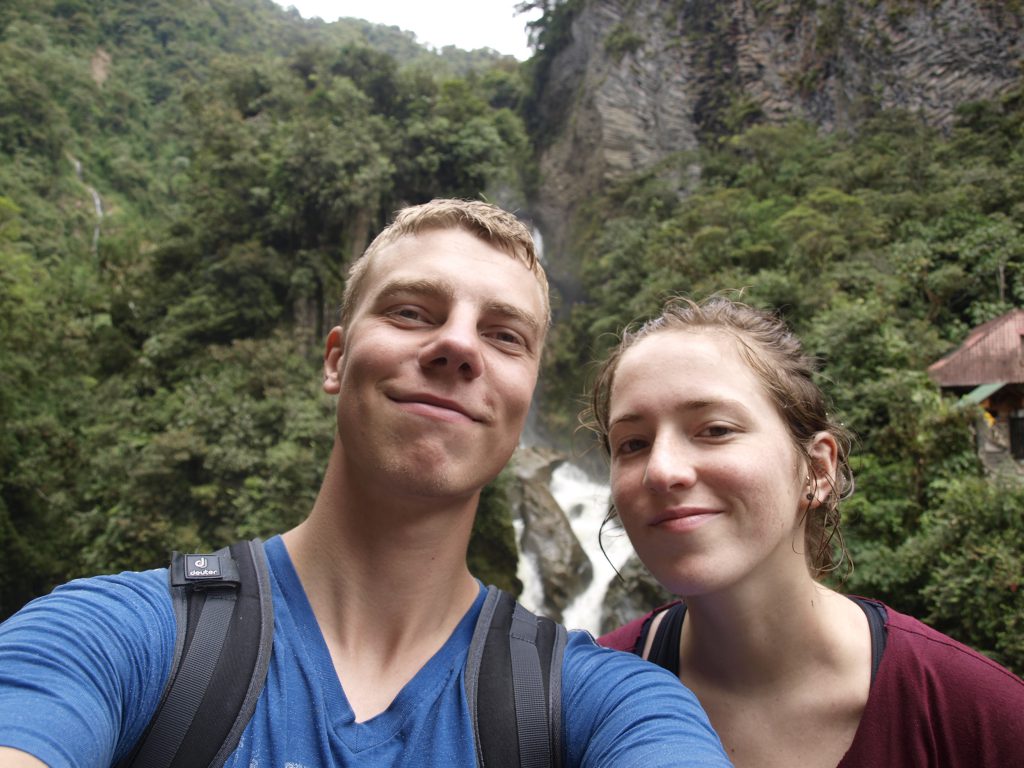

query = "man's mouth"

[390,393,481,423]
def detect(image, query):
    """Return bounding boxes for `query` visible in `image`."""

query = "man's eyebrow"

[483,299,543,336]
[375,278,543,336]
[376,278,454,303]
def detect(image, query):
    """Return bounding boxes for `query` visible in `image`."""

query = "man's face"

[324,228,547,503]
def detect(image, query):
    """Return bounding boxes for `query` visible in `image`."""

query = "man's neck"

[280,451,483,721]
[283,507,479,632]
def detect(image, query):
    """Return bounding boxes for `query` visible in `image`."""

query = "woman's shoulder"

[842,598,1024,765]
[873,600,1023,690]
[596,600,682,653]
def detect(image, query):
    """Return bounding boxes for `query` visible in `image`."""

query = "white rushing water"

[70,155,104,254]
[513,516,546,614]
[544,463,635,635]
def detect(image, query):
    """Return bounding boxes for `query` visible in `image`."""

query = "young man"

[0,200,730,767]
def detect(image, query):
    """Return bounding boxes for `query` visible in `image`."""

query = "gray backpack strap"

[210,539,274,767]
[465,586,567,768]
[119,539,274,768]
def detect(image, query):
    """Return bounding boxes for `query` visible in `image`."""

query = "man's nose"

[418,314,484,378]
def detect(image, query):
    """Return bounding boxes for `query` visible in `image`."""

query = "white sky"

[273,1,539,60]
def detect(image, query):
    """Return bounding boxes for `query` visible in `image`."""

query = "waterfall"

[69,155,104,255]
[513,516,545,611]
[516,461,635,636]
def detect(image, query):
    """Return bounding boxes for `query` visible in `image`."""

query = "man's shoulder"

[0,568,177,768]
[2,566,176,673]
[559,630,730,765]
[562,628,692,692]
[10,567,170,624]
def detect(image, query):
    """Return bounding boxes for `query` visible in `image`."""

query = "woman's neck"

[678,578,872,768]
[680,571,866,689]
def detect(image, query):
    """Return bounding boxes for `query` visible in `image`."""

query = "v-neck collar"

[263,536,486,752]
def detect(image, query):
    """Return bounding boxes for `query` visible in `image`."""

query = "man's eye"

[390,306,428,323]
[486,328,527,350]
[495,330,525,345]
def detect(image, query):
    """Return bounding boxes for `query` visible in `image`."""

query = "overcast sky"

[272,1,539,60]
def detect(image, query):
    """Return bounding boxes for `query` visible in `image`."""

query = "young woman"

[591,296,1024,767]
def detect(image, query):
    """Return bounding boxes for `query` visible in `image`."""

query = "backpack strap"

[118,539,274,768]
[465,586,567,768]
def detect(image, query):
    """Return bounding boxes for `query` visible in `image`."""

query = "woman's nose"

[642,434,698,493]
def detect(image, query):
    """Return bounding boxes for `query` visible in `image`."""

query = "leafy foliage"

[0,0,531,615]
[902,477,1023,670]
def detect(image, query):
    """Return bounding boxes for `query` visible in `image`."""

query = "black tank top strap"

[638,597,887,684]
[641,602,687,674]
[848,596,888,684]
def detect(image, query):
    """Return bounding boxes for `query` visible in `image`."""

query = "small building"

[927,308,1024,464]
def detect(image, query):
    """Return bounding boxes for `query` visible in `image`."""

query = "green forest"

[1,0,1022,675]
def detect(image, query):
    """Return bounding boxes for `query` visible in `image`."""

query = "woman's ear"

[323,326,345,394]
[806,431,839,507]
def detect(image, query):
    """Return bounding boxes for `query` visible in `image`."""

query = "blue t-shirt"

[0,537,730,766]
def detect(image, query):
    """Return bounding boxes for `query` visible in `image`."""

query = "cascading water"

[70,155,104,254]
[517,216,635,634]
[515,461,636,635]
[553,463,635,635]
[512,509,544,612]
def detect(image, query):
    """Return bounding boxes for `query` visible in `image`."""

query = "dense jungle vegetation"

[1,0,1022,673]
[0,0,531,614]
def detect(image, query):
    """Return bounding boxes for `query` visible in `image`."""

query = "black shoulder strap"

[465,586,567,768]
[849,596,888,684]
[118,539,274,768]
[642,602,687,674]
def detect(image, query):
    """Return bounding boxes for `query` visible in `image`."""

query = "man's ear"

[806,431,839,507]
[323,326,344,394]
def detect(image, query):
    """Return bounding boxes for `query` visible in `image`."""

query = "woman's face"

[607,329,816,597]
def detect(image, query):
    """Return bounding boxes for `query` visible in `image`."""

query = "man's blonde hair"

[341,199,550,328]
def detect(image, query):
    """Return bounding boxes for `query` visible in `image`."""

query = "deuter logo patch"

[185,554,222,579]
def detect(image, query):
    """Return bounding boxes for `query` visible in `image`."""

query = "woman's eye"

[701,425,733,438]
[613,438,648,457]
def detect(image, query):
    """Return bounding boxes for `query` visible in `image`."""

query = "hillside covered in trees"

[1,0,1022,673]
[0,0,531,615]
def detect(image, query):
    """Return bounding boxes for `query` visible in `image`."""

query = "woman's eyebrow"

[609,398,751,430]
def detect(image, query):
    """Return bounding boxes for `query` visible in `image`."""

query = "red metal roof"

[928,308,1024,387]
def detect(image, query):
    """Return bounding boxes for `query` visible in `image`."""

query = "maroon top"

[599,600,1024,767]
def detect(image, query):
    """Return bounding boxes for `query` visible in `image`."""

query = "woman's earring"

[806,491,815,501]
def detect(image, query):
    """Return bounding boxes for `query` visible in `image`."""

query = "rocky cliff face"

[600,553,675,635]
[531,0,1024,291]
[507,446,594,622]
